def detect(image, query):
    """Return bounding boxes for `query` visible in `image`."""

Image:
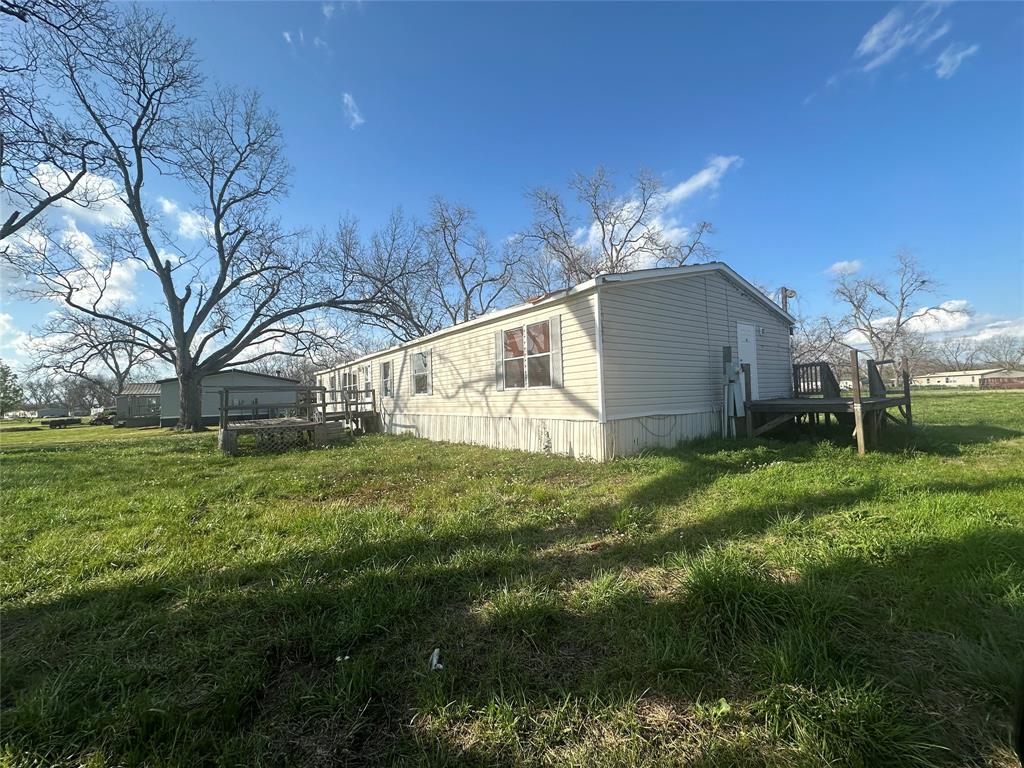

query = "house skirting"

[382,409,721,461]
[602,411,721,458]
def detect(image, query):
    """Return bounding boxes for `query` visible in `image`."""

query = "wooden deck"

[214,385,336,455]
[213,385,381,455]
[225,416,321,433]
[748,395,907,414]
[740,351,913,455]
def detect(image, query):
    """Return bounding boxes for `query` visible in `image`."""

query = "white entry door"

[737,322,759,399]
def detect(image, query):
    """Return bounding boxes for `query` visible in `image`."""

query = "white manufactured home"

[912,368,1024,389]
[317,263,795,460]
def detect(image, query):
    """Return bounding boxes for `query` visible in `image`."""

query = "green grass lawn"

[0,423,181,448]
[2,390,1022,767]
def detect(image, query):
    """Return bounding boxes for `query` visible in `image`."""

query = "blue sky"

[2,0,1022,366]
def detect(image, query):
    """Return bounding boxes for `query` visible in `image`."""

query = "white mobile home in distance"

[317,263,796,460]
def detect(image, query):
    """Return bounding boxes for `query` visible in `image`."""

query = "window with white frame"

[412,350,431,395]
[502,320,551,389]
[362,364,372,394]
[381,361,392,397]
[341,371,358,395]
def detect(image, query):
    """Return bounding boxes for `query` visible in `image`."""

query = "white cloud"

[970,318,1024,342]
[176,210,212,240]
[840,298,974,349]
[59,218,142,309]
[663,155,743,205]
[342,92,365,129]
[156,196,211,239]
[577,156,743,270]
[314,36,328,49]
[819,1,973,93]
[322,2,335,20]
[933,43,979,79]
[826,259,862,276]
[855,3,949,73]
[282,30,293,45]
[32,164,130,227]
[904,299,973,334]
[0,312,33,362]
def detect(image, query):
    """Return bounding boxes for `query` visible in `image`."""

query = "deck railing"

[792,362,842,399]
[320,389,377,423]
[211,385,328,429]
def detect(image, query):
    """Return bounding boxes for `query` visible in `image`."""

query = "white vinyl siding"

[599,272,792,420]
[319,293,599,422]
[314,266,795,460]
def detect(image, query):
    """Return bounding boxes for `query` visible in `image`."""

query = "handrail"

[215,384,328,429]
[793,362,842,399]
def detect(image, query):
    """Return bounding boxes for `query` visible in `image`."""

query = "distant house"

[978,370,1024,390]
[912,368,1024,389]
[318,262,796,460]
[33,404,69,419]
[5,404,68,419]
[115,382,162,427]
[158,370,302,427]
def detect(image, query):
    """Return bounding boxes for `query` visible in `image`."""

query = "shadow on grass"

[3,446,1021,767]
[758,415,1023,458]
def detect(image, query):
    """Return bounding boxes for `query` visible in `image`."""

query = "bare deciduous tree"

[933,335,979,371]
[512,167,717,298]
[5,7,416,429]
[791,315,848,367]
[356,210,439,342]
[0,0,113,244]
[832,251,952,362]
[29,309,155,399]
[422,196,517,325]
[978,334,1024,370]
[354,200,518,343]
[22,370,106,411]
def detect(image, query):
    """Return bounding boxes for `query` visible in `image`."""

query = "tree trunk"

[177,371,204,431]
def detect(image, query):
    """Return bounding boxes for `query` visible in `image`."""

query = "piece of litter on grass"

[429,647,443,671]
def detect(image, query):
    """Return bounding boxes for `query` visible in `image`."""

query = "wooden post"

[722,346,732,438]
[742,362,753,439]
[219,389,229,431]
[217,427,237,456]
[901,356,913,431]
[850,350,865,455]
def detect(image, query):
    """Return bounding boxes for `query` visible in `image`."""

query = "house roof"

[118,382,161,396]
[155,370,300,384]
[317,262,796,374]
[917,368,1006,378]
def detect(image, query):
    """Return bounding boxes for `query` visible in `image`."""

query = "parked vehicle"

[40,418,82,429]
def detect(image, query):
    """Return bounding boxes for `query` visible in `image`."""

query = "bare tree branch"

[5,7,419,429]
[513,167,718,298]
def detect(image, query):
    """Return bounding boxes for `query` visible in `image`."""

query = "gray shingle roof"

[118,382,161,396]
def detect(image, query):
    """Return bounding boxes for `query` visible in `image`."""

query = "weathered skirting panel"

[385,412,606,460]
[602,410,720,459]
[382,409,721,461]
